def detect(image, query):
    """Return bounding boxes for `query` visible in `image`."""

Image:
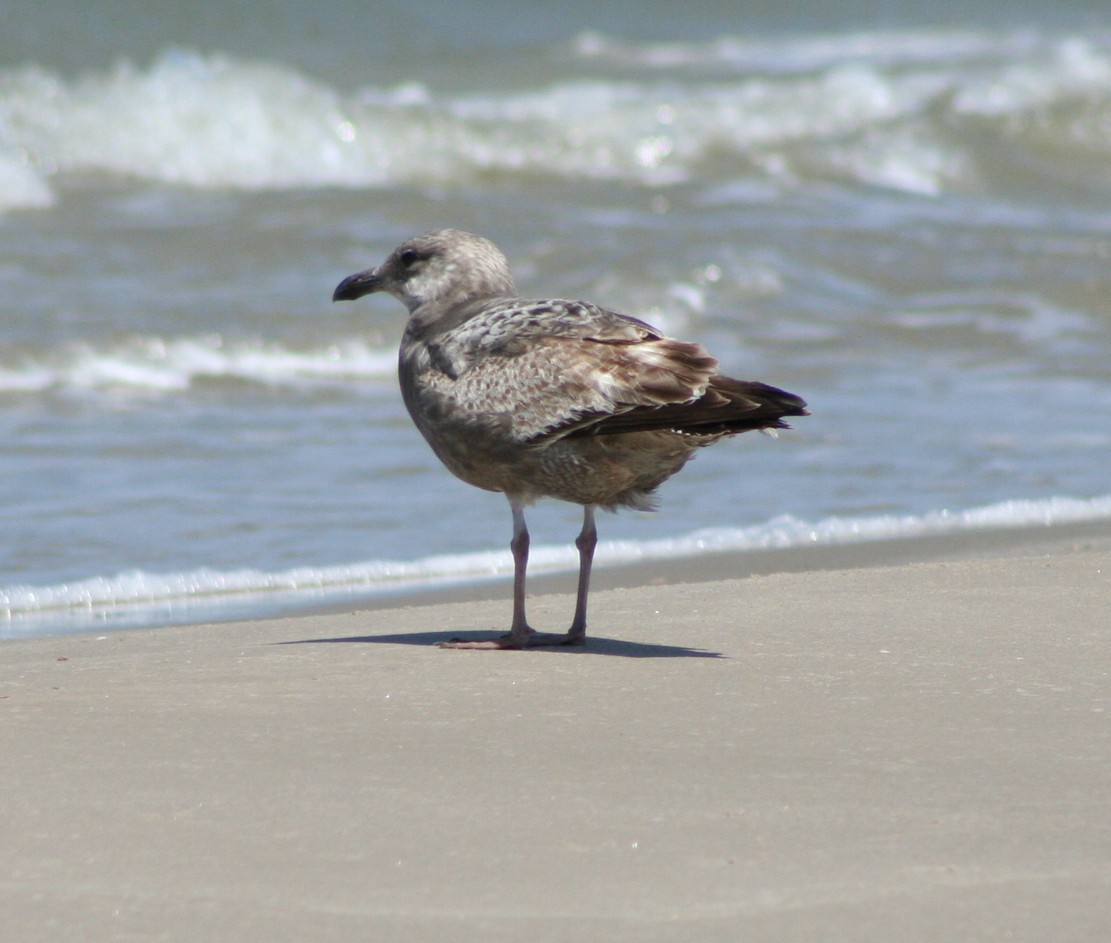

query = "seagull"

[333,229,808,649]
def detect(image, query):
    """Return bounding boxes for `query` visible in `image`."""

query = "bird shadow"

[280,630,722,659]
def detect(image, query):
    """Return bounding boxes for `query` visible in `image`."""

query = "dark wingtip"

[777,391,809,418]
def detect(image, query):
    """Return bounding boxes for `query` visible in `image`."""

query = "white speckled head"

[333,229,517,314]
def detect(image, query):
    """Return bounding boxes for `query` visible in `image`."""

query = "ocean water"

[3,1,1111,636]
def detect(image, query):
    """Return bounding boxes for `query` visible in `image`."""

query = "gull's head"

[332,229,517,314]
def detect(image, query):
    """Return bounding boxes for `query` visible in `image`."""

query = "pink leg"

[438,500,593,650]
[439,498,534,649]
[567,505,596,644]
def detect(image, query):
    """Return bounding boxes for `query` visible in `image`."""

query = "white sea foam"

[568,29,1049,73]
[4,494,1109,635]
[0,335,396,395]
[5,32,1111,209]
[0,145,54,212]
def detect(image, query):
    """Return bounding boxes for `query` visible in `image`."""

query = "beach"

[3,529,1108,942]
[4,3,1111,936]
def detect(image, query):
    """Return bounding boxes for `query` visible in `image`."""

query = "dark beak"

[332,268,383,302]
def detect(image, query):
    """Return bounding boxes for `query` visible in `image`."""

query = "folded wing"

[425,301,807,445]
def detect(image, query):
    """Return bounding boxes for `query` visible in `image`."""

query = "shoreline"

[336,514,1111,615]
[4,515,1111,640]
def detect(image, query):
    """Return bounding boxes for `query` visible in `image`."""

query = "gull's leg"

[506,498,533,645]
[439,497,534,649]
[566,505,596,644]
[438,499,593,650]
[501,503,594,647]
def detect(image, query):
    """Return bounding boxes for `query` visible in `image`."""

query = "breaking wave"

[6,30,1111,210]
[0,335,396,396]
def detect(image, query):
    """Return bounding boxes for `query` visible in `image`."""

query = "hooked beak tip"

[332,269,382,302]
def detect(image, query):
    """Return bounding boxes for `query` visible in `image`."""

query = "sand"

[2,531,1109,942]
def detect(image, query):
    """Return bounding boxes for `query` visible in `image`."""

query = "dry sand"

[2,531,1109,942]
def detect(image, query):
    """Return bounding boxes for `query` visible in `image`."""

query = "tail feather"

[570,375,809,439]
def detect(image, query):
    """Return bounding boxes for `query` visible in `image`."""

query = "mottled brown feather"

[336,228,809,510]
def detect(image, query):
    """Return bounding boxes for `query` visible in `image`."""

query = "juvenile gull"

[333,229,808,649]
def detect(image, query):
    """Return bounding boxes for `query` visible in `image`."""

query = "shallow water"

[3,1,1110,635]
